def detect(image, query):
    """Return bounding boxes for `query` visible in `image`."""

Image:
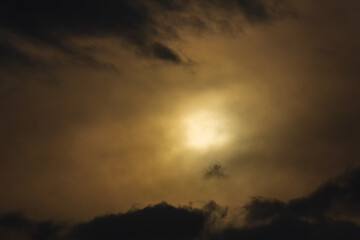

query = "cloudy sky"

[1,0,360,239]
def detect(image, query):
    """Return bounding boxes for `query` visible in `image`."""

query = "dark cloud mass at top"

[1,168,360,240]
[0,0,289,66]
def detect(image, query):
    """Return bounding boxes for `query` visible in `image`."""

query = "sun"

[184,110,229,149]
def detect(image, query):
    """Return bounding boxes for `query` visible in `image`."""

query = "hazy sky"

[1,2,360,236]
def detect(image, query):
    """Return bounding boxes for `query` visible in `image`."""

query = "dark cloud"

[243,197,286,225]
[0,203,207,240]
[209,218,360,240]
[204,164,228,179]
[0,212,63,240]
[149,42,182,64]
[244,168,360,225]
[0,42,37,69]
[0,0,291,66]
[2,168,360,240]
[70,202,205,240]
[208,168,360,240]
[0,40,117,72]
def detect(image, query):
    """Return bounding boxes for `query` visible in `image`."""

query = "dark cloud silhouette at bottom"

[70,202,205,240]
[208,217,360,240]
[2,168,360,240]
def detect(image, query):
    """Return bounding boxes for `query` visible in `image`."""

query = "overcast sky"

[1,0,360,239]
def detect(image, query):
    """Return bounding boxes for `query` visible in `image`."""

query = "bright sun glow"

[184,110,229,149]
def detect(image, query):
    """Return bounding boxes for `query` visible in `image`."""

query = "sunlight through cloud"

[184,110,229,149]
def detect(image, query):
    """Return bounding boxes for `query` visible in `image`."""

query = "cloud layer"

[0,0,291,66]
[2,168,360,240]
[1,0,360,235]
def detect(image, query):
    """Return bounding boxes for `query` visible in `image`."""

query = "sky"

[1,0,360,239]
